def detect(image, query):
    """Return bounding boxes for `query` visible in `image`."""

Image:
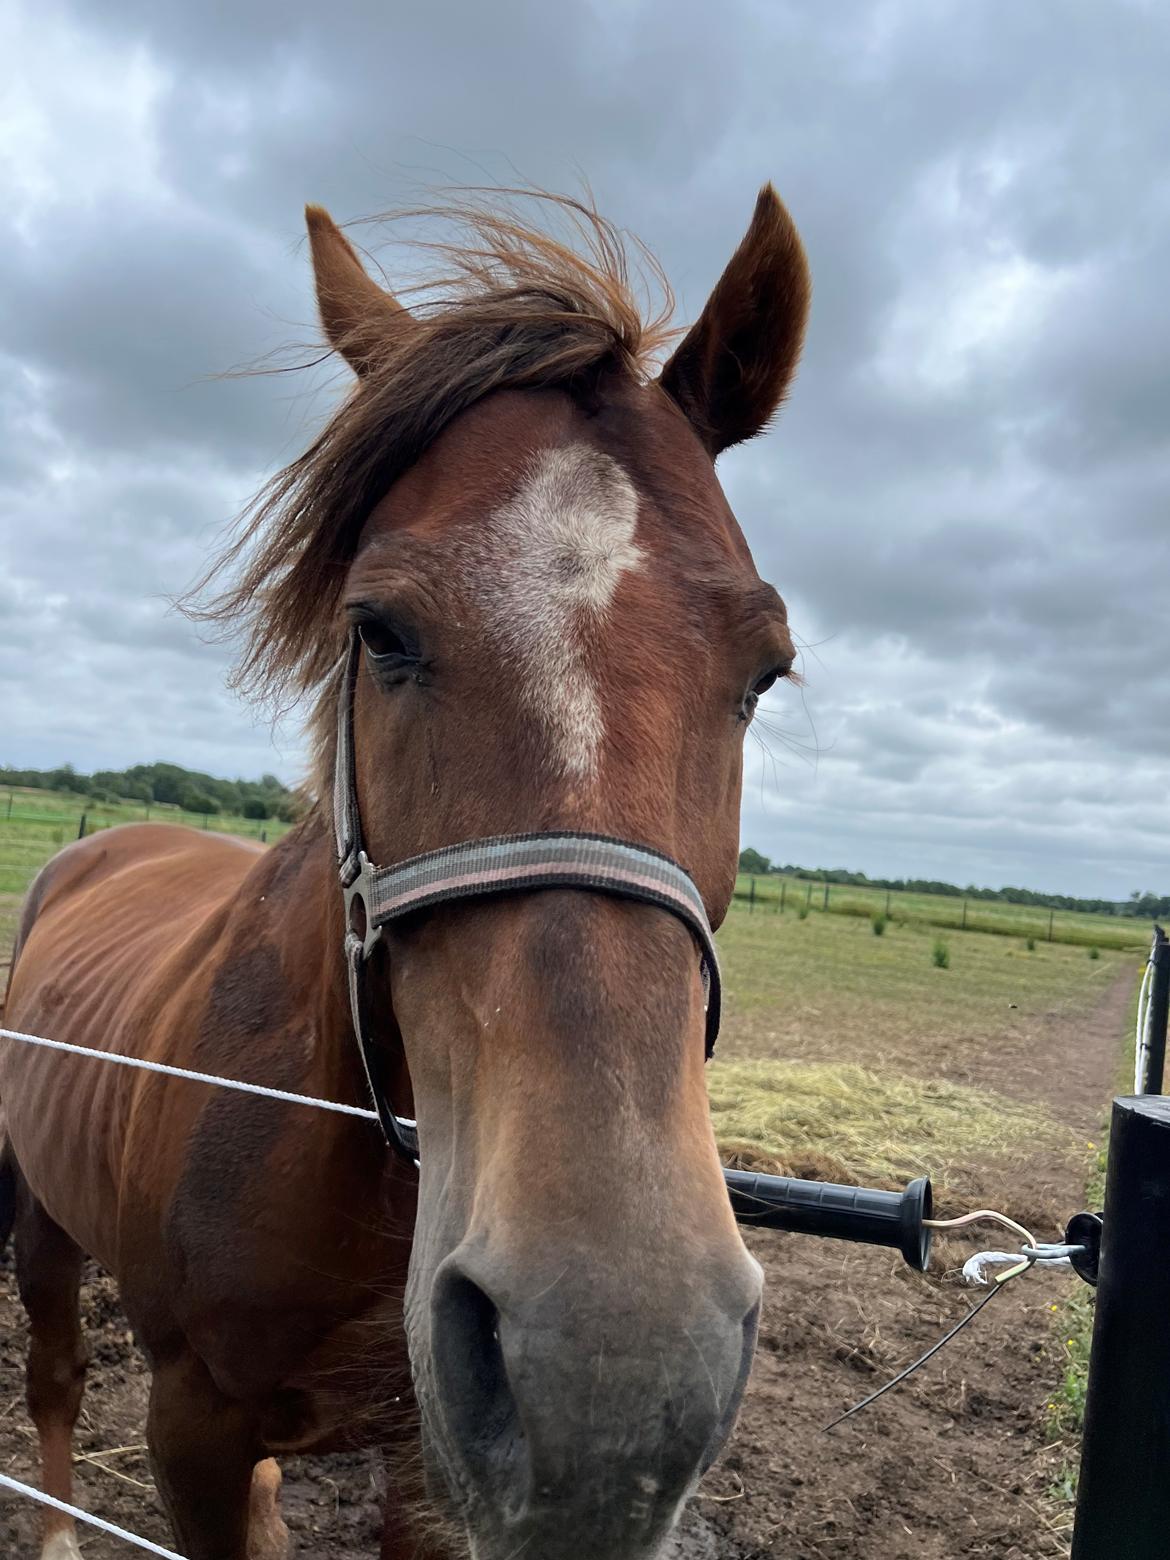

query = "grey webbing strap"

[347,833,721,1057]
[336,628,723,1160]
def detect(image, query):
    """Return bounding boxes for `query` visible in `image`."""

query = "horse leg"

[146,1348,290,1560]
[13,1179,88,1560]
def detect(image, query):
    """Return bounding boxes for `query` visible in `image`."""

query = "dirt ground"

[0,969,1129,1559]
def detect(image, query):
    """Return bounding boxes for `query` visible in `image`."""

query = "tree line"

[737,847,1169,921]
[2,763,302,823]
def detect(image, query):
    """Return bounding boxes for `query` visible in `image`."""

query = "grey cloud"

[3,0,1169,897]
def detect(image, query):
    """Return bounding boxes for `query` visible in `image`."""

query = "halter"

[334,630,722,1163]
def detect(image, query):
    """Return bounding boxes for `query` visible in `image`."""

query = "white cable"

[0,1472,186,1559]
[0,1027,380,1122]
[1134,945,1154,1094]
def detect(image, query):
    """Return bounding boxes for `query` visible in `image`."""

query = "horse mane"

[186,189,678,787]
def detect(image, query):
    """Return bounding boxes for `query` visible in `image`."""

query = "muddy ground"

[0,971,1129,1559]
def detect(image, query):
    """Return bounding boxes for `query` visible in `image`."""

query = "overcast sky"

[3,0,1168,898]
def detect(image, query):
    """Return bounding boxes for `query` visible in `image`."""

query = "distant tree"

[148,766,186,806]
[48,764,85,793]
[739,848,772,875]
[179,788,219,815]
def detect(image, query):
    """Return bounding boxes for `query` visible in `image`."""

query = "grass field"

[711,898,1132,1194]
[734,870,1152,951]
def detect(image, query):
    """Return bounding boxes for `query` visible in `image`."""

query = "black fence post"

[1071,1096,1170,1559]
[1145,926,1169,1095]
[823,881,829,912]
[77,812,87,840]
[749,878,756,914]
[1048,906,1055,942]
[885,888,891,917]
[805,882,812,910]
[779,881,786,915]
[961,899,968,931]
[5,790,12,819]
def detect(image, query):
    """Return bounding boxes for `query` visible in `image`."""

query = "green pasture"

[734,871,1151,952]
[710,901,1133,1191]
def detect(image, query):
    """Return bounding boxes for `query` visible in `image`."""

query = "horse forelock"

[183,191,682,804]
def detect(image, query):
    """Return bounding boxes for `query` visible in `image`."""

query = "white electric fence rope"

[0,1471,186,1560]
[0,1026,380,1122]
[1134,940,1155,1094]
[960,1242,1086,1285]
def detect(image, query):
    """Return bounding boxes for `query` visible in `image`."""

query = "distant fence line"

[2,795,286,843]
[734,874,1152,952]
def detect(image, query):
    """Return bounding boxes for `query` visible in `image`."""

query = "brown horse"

[0,186,810,1560]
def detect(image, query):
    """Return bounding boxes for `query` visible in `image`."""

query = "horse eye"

[359,620,412,662]
[740,662,792,722]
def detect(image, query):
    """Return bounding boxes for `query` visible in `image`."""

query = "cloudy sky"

[3,0,1168,898]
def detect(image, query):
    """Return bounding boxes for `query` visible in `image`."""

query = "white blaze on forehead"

[482,444,644,780]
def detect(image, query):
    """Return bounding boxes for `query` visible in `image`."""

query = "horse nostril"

[701,1295,761,1475]
[431,1267,528,1512]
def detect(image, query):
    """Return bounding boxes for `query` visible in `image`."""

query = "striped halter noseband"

[334,630,722,1163]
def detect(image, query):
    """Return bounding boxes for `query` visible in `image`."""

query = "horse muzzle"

[420,1241,762,1560]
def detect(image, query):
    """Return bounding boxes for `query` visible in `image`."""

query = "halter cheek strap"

[335,631,723,1162]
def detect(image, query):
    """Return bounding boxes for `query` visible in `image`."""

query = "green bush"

[871,912,887,936]
[1089,946,1100,960]
[932,938,950,969]
[1026,936,1036,952]
[241,798,270,821]
[179,788,220,816]
[797,905,810,921]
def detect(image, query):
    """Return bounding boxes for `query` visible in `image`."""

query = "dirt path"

[0,970,1131,1558]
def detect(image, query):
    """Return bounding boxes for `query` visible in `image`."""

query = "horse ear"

[305,205,410,376]
[658,185,810,456]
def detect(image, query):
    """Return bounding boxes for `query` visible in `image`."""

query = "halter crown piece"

[334,630,723,1163]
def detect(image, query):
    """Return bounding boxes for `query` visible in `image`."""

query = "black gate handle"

[724,1168,933,1272]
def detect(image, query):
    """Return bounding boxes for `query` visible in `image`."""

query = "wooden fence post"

[823,881,830,912]
[77,813,87,840]
[779,881,786,915]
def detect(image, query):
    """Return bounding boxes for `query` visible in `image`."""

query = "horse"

[0,185,810,1560]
